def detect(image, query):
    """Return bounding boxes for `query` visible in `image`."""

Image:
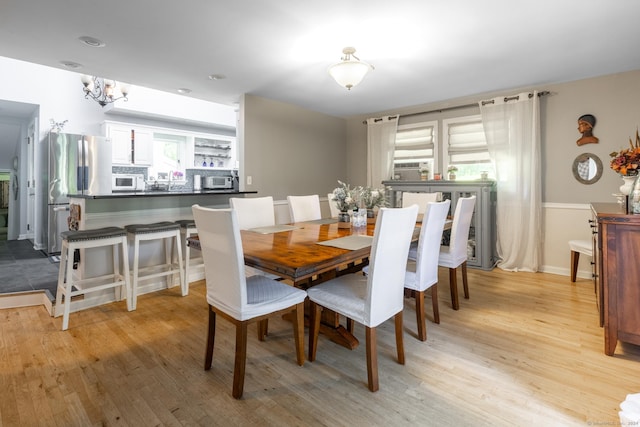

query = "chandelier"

[328,47,374,90]
[80,75,130,107]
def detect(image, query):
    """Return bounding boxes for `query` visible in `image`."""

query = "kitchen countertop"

[68,189,256,199]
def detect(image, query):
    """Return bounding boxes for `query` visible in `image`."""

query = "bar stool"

[55,226,132,331]
[175,219,204,295]
[125,221,184,310]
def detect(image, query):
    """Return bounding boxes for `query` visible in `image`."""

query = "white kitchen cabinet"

[104,123,153,166]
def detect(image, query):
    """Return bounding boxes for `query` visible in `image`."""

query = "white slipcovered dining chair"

[438,195,476,310]
[404,200,450,340]
[327,193,341,218]
[287,194,322,222]
[229,196,276,230]
[307,205,419,392]
[192,205,307,399]
[402,192,439,214]
[569,239,592,282]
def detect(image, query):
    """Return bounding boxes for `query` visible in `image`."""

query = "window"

[443,115,495,180]
[152,132,187,179]
[393,121,437,178]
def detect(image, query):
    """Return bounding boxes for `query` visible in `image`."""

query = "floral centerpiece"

[331,181,360,212]
[361,186,389,223]
[331,181,361,227]
[361,186,388,209]
[610,129,640,176]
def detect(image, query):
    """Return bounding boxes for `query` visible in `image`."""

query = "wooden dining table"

[188,215,450,350]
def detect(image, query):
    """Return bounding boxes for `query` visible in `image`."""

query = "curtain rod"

[363,90,550,124]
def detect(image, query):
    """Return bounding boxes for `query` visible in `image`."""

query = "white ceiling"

[1,0,640,121]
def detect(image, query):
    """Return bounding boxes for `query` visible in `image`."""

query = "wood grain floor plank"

[1,269,639,426]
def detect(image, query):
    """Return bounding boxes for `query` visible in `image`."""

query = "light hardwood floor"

[1,268,639,426]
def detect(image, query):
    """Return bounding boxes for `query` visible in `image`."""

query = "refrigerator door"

[82,135,113,195]
[48,133,81,204]
[47,203,69,254]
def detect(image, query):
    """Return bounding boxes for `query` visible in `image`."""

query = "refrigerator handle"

[53,206,70,212]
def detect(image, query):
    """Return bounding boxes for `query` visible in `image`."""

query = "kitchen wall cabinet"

[382,180,497,270]
[104,122,152,166]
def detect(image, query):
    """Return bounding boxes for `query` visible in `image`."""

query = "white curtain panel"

[479,91,542,272]
[366,116,398,187]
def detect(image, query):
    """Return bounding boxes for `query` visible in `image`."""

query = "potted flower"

[447,165,458,180]
[611,129,640,195]
[361,186,389,223]
[331,181,361,227]
[419,166,429,181]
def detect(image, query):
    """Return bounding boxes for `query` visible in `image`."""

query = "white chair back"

[402,192,439,214]
[446,196,476,265]
[230,196,275,230]
[366,205,419,327]
[287,194,322,222]
[327,193,340,218]
[414,200,451,290]
[192,205,247,319]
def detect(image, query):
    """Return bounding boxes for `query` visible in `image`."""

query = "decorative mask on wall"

[577,114,599,146]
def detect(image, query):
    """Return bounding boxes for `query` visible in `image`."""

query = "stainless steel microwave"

[203,176,233,189]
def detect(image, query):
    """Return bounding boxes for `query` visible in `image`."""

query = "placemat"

[305,218,339,225]
[316,235,374,250]
[248,225,301,234]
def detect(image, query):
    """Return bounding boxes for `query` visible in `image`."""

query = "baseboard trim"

[0,290,53,315]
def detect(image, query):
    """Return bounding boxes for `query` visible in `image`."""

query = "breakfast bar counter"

[63,190,256,314]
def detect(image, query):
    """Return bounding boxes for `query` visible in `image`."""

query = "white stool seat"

[569,239,592,282]
[55,226,132,330]
[125,221,184,309]
[175,219,203,295]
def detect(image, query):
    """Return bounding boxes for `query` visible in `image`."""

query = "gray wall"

[345,69,640,204]
[240,94,347,200]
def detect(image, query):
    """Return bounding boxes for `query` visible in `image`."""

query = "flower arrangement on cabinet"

[361,186,389,210]
[610,129,640,176]
[331,180,361,212]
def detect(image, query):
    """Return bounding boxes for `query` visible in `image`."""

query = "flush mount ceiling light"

[328,47,374,90]
[80,75,130,107]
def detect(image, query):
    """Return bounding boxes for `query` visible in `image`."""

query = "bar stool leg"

[132,234,141,311]
[174,232,184,292]
[62,242,76,331]
[55,241,67,312]
[183,231,191,296]
[120,236,132,311]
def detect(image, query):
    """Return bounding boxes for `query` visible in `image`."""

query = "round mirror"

[572,153,603,185]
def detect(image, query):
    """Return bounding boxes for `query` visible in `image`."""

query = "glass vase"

[337,211,351,228]
[630,175,640,214]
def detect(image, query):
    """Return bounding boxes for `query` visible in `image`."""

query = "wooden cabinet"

[104,123,152,166]
[382,180,497,270]
[591,202,640,356]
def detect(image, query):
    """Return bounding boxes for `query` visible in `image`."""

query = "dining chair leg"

[394,312,405,365]
[309,302,322,362]
[461,261,469,299]
[570,250,580,283]
[292,302,305,366]
[431,285,440,324]
[365,326,379,392]
[204,306,216,370]
[415,290,427,341]
[232,322,248,399]
[449,267,460,310]
[257,319,268,341]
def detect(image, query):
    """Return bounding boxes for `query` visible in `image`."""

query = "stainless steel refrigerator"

[46,132,112,255]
